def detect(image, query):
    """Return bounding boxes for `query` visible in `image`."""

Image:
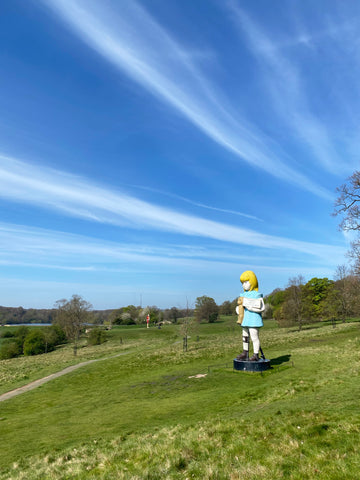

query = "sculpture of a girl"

[236,270,265,362]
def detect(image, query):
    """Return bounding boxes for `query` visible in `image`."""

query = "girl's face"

[242,280,251,291]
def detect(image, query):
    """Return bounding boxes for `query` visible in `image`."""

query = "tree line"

[0,306,55,325]
[265,268,360,330]
[0,297,226,327]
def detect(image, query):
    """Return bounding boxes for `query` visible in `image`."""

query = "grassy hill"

[0,317,359,479]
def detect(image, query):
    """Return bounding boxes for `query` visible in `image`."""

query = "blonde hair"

[240,270,259,291]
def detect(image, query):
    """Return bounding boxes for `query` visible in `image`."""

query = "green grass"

[0,318,360,479]
[0,325,176,395]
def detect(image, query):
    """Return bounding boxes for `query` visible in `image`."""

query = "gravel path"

[0,351,130,403]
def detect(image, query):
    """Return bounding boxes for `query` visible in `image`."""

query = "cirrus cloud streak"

[41,0,332,199]
[0,153,345,262]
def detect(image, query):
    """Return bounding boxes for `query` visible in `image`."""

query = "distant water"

[3,323,52,327]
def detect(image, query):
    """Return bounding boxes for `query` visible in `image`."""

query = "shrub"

[119,317,136,325]
[14,326,30,343]
[0,339,22,359]
[42,325,67,352]
[49,324,67,344]
[87,328,107,346]
[0,330,15,338]
[23,330,46,356]
[208,312,219,323]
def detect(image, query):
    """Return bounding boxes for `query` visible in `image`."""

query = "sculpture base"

[233,357,271,372]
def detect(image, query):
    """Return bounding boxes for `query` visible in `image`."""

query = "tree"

[110,305,139,325]
[139,305,160,325]
[320,282,342,327]
[54,295,92,355]
[170,307,180,323]
[302,277,334,321]
[275,276,305,330]
[334,171,360,273]
[195,296,219,323]
[266,288,286,320]
[332,265,360,321]
[15,325,29,345]
[122,305,139,324]
[219,300,233,316]
[334,171,360,232]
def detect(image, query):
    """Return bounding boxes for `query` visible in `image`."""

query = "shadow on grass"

[270,354,291,366]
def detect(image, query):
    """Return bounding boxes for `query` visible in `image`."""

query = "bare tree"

[281,275,305,330]
[54,295,92,355]
[219,300,233,316]
[334,171,360,273]
[334,171,360,232]
[334,265,353,321]
[333,265,360,321]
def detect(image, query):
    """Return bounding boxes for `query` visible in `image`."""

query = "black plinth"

[233,357,271,372]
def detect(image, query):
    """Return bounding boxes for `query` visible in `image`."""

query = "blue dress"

[242,291,264,328]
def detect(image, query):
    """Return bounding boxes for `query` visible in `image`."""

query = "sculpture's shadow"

[270,354,291,366]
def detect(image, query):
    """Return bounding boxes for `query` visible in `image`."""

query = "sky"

[0,0,358,310]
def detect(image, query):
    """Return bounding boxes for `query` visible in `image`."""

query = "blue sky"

[0,0,356,309]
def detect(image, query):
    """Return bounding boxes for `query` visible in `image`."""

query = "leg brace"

[242,327,250,351]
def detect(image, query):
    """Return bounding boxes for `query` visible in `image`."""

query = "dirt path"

[0,351,130,403]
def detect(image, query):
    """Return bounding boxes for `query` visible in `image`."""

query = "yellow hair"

[240,270,259,291]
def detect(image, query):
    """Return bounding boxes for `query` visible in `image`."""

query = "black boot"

[249,353,259,362]
[236,350,249,360]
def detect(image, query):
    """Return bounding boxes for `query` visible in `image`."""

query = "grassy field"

[0,318,359,479]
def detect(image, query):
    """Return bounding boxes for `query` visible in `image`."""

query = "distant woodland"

[0,306,55,325]
[2,270,360,329]
[0,306,113,325]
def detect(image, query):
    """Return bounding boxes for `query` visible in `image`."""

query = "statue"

[236,270,265,362]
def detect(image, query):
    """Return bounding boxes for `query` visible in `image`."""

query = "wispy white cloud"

[0,221,339,280]
[227,3,345,175]
[40,0,332,198]
[0,260,96,271]
[0,154,345,262]
[128,184,263,221]
[0,221,223,267]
